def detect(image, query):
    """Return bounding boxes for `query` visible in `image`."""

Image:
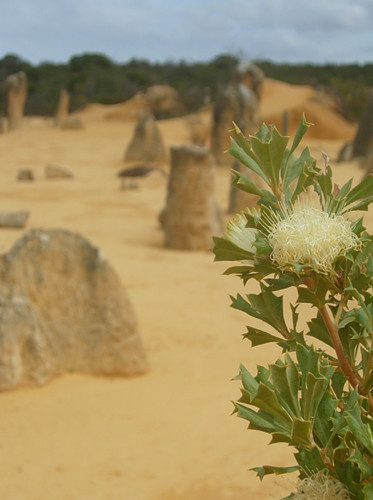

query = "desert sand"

[0,79,367,500]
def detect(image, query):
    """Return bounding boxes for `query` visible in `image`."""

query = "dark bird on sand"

[117,164,168,189]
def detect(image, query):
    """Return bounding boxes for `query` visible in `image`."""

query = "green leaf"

[250,255,278,277]
[270,432,292,444]
[253,235,273,255]
[266,274,300,291]
[352,237,373,269]
[302,372,329,420]
[344,173,373,207]
[345,402,373,456]
[340,304,373,333]
[269,359,301,417]
[348,445,373,481]
[334,460,363,499]
[235,402,290,434]
[240,364,259,398]
[243,326,284,347]
[331,371,347,399]
[290,159,318,203]
[237,388,252,405]
[315,165,333,206]
[212,236,254,262]
[234,403,276,433]
[289,113,313,155]
[313,391,338,447]
[296,345,335,418]
[342,196,373,213]
[294,446,326,478]
[231,287,290,338]
[291,417,313,447]
[363,482,373,498]
[251,464,299,480]
[297,278,329,307]
[231,169,274,201]
[336,177,353,200]
[255,123,271,141]
[228,136,269,183]
[250,127,289,191]
[282,146,315,193]
[222,265,254,276]
[307,313,334,348]
[362,357,373,392]
[251,382,292,425]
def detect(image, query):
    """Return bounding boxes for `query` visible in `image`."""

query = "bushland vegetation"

[0,52,372,121]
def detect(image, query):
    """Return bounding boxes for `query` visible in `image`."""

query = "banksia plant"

[213,116,373,499]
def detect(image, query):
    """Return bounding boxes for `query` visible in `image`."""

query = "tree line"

[0,52,372,121]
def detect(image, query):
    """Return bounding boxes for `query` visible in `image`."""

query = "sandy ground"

[0,79,368,500]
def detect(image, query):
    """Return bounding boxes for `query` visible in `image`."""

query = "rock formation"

[124,113,167,162]
[210,61,264,165]
[54,89,70,126]
[336,93,373,172]
[346,93,373,172]
[0,117,8,133]
[0,229,148,390]
[210,61,266,213]
[3,71,28,130]
[186,116,210,147]
[145,85,184,119]
[162,145,222,250]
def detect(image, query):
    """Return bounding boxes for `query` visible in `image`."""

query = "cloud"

[0,0,372,64]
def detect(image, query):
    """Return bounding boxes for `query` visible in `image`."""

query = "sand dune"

[0,79,367,500]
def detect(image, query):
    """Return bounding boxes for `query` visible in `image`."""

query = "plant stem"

[319,304,373,413]
[334,297,346,324]
[319,305,358,387]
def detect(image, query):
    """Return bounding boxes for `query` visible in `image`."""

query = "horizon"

[2,50,373,68]
[1,1,372,68]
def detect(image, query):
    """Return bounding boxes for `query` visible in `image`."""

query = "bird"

[117,164,168,189]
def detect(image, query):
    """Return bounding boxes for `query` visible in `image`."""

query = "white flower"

[291,470,351,499]
[224,211,256,253]
[267,204,359,274]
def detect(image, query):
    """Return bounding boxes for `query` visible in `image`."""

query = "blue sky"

[1,0,372,65]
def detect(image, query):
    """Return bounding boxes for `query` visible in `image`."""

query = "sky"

[1,0,373,66]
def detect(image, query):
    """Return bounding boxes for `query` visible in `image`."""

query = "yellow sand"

[0,79,366,500]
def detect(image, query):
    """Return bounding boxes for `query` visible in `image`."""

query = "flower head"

[224,210,256,253]
[291,470,351,499]
[267,204,359,274]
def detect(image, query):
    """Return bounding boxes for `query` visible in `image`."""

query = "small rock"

[17,169,34,181]
[45,164,74,179]
[0,210,29,228]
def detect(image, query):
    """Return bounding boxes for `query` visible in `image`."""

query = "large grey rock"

[0,229,148,390]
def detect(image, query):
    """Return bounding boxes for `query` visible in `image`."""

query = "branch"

[319,305,373,413]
